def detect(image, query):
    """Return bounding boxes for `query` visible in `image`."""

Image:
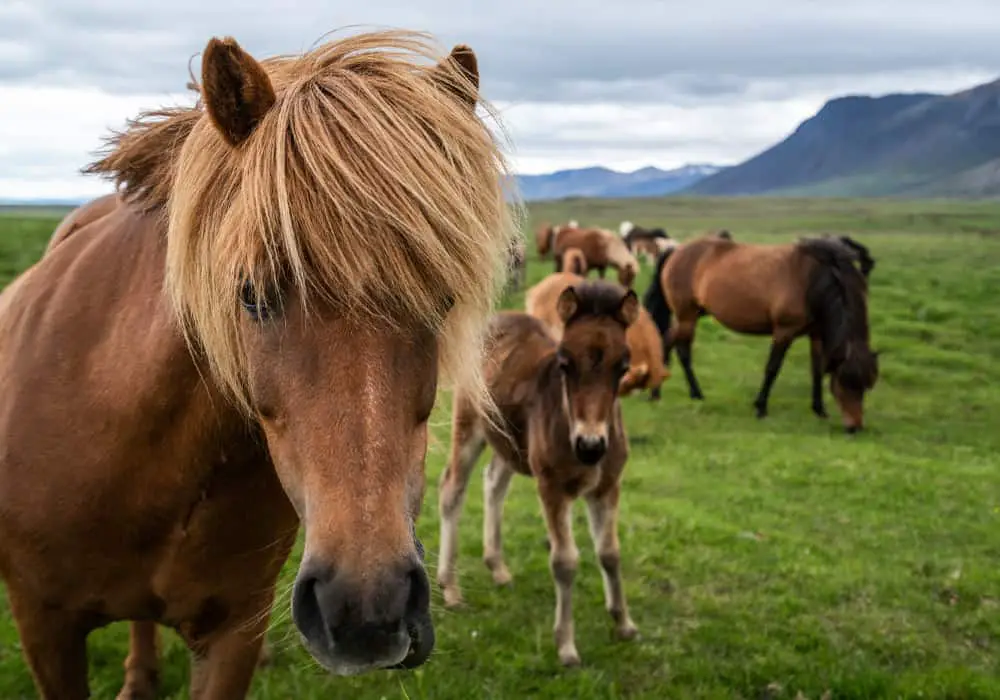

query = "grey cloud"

[4,0,1000,104]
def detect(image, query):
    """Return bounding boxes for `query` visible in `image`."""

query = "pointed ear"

[616,290,640,327]
[431,44,479,110]
[201,37,276,147]
[556,286,579,323]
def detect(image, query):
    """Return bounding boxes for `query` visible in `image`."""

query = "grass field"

[0,197,999,699]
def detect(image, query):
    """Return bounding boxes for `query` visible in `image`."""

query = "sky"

[3,0,1000,200]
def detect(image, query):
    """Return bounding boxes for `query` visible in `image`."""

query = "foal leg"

[752,330,794,418]
[810,335,828,418]
[116,621,161,700]
[539,482,581,666]
[482,455,516,586]
[585,484,638,641]
[437,405,487,608]
[7,591,90,699]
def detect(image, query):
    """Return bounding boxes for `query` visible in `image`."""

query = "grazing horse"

[0,30,516,700]
[536,220,578,258]
[644,235,879,431]
[526,272,669,400]
[544,224,638,287]
[437,281,640,666]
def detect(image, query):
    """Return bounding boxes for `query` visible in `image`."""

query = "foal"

[437,281,640,666]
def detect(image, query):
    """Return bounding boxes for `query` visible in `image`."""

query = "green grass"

[1,197,999,699]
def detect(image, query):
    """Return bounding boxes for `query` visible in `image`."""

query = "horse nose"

[292,557,434,673]
[574,434,607,465]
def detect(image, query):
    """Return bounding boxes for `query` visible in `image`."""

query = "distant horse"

[505,237,528,293]
[527,272,669,400]
[543,224,638,287]
[0,31,515,699]
[536,219,579,258]
[619,221,674,264]
[644,235,879,431]
[437,281,640,666]
[562,246,589,275]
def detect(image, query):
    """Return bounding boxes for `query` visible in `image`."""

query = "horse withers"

[437,281,640,666]
[0,30,515,699]
[644,234,879,432]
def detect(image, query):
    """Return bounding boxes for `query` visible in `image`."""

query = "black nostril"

[291,573,328,648]
[405,564,431,616]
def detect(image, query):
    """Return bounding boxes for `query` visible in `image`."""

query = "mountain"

[515,164,723,201]
[685,77,1000,198]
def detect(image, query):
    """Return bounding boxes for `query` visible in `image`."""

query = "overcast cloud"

[2,0,1000,198]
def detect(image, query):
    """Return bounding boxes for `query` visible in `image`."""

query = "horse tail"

[642,246,675,359]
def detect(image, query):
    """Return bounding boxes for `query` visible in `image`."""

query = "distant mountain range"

[685,77,1000,198]
[515,164,724,201]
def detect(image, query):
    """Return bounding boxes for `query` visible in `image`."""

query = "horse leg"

[437,406,486,608]
[584,484,638,641]
[810,335,828,418]
[538,481,580,666]
[6,590,91,699]
[116,621,161,700]
[752,331,794,418]
[673,320,704,400]
[187,618,268,700]
[482,455,516,586]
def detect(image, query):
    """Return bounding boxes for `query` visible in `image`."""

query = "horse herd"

[0,29,880,700]
[523,219,880,430]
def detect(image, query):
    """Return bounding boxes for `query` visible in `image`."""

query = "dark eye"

[557,352,574,374]
[240,279,277,322]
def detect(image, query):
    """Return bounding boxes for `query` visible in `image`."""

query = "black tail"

[642,247,676,361]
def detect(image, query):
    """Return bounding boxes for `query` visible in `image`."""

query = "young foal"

[0,31,515,699]
[644,235,879,431]
[437,281,640,666]
[526,272,669,400]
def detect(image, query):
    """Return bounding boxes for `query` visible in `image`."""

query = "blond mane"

[86,29,520,415]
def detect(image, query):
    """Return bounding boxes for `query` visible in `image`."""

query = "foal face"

[555,286,638,465]
[241,287,438,675]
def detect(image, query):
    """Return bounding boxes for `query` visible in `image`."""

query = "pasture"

[0,196,998,698]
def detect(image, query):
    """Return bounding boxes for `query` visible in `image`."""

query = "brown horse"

[643,235,879,431]
[437,281,640,666]
[0,30,516,699]
[544,224,638,287]
[526,272,669,400]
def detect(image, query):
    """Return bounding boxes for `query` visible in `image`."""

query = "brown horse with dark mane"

[644,234,879,431]
[0,30,515,699]
[437,281,640,666]
[539,224,638,287]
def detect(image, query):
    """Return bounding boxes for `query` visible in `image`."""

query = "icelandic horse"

[541,224,638,287]
[437,281,640,666]
[643,234,879,431]
[526,272,669,400]
[0,31,515,699]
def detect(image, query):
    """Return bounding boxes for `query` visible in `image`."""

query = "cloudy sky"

[3,0,1000,200]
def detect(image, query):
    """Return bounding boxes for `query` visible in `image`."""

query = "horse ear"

[617,290,640,327]
[431,44,479,109]
[556,286,579,323]
[201,37,276,147]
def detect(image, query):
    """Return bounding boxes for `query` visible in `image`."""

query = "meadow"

[0,196,998,699]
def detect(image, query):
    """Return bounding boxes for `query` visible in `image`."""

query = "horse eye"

[557,353,574,374]
[240,280,275,322]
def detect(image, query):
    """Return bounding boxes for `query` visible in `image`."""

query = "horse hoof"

[617,623,639,641]
[813,406,829,419]
[559,649,582,667]
[690,392,704,401]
